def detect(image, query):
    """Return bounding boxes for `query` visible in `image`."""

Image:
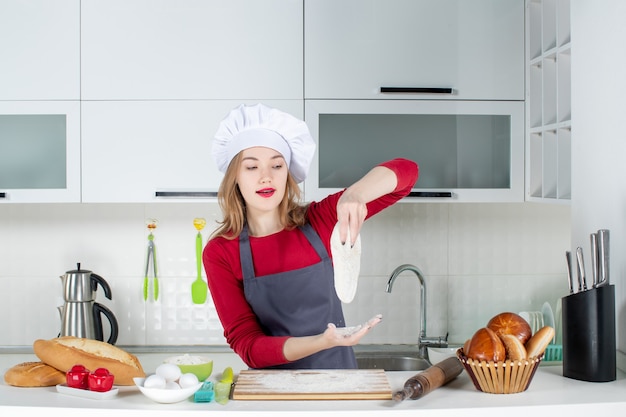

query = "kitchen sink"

[355,352,430,371]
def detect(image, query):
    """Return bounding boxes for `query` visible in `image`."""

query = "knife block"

[561,284,616,382]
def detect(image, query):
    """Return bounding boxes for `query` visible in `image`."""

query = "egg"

[155,363,182,382]
[143,374,166,389]
[178,372,199,388]
[165,381,182,390]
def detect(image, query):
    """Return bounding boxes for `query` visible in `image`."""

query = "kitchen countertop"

[2,349,626,416]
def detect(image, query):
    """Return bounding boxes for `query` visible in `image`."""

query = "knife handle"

[565,251,574,294]
[597,229,610,286]
[590,233,598,288]
[575,247,587,291]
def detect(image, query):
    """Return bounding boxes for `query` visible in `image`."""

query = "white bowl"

[428,346,461,365]
[133,377,203,404]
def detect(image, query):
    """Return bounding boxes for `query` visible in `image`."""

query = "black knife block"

[562,284,616,382]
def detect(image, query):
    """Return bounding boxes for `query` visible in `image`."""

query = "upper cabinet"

[305,0,525,101]
[81,100,303,203]
[0,0,80,100]
[526,0,571,202]
[0,101,81,203]
[81,0,302,100]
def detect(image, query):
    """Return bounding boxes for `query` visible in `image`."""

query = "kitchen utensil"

[58,263,119,344]
[562,284,616,382]
[191,218,207,304]
[596,229,610,286]
[542,302,555,343]
[231,369,391,400]
[590,233,598,287]
[143,220,159,302]
[565,251,574,293]
[393,357,463,401]
[575,247,587,291]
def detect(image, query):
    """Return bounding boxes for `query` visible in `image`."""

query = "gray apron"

[240,223,357,369]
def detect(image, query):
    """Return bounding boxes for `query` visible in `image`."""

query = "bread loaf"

[466,327,506,362]
[33,336,145,385]
[486,312,532,345]
[4,361,66,387]
[525,326,555,358]
[499,334,527,360]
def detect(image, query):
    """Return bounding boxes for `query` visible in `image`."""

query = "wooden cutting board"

[232,369,392,400]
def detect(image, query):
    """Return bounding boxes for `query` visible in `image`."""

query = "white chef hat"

[212,103,316,183]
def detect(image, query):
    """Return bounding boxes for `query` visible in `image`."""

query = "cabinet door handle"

[380,87,453,94]
[407,191,453,198]
[155,191,218,198]
[0,192,6,199]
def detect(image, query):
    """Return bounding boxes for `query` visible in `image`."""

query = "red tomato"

[66,364,90,389]
[88,368,115,392]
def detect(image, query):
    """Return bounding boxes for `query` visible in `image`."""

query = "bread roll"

[487,312,532,345]
[525,326,555,358]
[466,327,506,362]
[33,336,145,385]
[499,334,527,360]
[4,361,66,387]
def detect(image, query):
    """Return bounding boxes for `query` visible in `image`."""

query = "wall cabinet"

[81,100,303,203]
[304,100,525,203]
[81,0,302,100]
[0,101,81,203]
[0,0,79,100]
[526,0,571,202]
[305,0,524,101]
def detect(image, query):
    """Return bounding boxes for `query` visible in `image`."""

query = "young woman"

[204,103,418,369]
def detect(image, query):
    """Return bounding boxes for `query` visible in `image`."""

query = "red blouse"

[203,158,418,368]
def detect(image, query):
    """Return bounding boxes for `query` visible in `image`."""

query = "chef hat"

[212,103,316,183]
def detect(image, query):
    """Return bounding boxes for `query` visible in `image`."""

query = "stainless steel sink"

[355,352,431,371]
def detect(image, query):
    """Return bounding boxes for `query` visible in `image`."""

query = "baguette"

[33,336,145,385]
[4,361,66,387]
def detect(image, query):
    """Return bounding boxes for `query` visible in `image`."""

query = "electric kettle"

[58,263,119,344]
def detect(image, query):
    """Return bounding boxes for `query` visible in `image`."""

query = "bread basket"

[456,348,543,394]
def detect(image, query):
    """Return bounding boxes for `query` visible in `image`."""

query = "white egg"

[165,381,182,390]
[178,373,199,388]
[156,363,182,382]
[143,374,166,389]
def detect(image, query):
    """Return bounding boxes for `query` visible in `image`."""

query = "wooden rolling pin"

[393,357,464,401]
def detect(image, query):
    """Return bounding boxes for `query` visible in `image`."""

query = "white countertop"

[2,351,626,416]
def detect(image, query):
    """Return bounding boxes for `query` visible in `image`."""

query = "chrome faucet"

[386,264,448,358]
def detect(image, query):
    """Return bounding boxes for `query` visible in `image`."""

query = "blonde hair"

[211,152,309,240]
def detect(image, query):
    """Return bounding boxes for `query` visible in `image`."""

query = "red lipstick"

[256,188,276,198]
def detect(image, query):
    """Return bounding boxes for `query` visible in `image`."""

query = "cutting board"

[232,369,392,400]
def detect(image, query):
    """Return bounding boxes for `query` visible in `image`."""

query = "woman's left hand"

[336,191,367,247]
[325,314,383,347]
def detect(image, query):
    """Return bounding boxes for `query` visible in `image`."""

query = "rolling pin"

[393,357,464,401]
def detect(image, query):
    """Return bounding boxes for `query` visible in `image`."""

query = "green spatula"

[191,218,207,304]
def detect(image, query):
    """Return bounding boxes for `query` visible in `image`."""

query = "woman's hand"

[336,191,367,247]
[324,314,383,346]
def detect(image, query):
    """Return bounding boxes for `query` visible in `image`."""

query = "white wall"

[0,202,570,347]
[571,1,626,368]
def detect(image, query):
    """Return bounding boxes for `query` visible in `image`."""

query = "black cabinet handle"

[155,191,218,198]
[380,87,453,94]
[0,192,5,199]
[408,191,453,198]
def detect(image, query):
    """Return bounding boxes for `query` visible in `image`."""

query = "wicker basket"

[456,348,543,394]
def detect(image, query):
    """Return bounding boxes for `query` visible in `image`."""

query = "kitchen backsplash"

[0,202,570,347]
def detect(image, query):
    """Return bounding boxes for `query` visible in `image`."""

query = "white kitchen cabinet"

[305,0,524,101]
[0,0,80,100]
[304,100,525,203]
[81,100,303,203]
[0,101,81,203]
[81,0,302,100]
[526,0,571,202]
